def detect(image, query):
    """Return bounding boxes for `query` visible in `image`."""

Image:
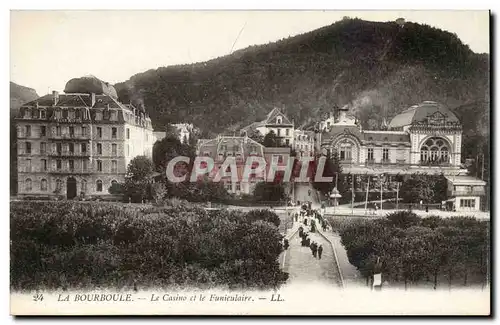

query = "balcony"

[450,189,486,197]
[420,159,451,167]
[48,133,91,141]
[48,151,90,158]
[49,169,92,175]
[50,117,87,124]
[365,159,408,166]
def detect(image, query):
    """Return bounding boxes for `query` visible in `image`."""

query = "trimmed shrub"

[10,201,287,291]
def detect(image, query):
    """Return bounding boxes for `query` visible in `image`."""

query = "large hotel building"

[15,76,154,199]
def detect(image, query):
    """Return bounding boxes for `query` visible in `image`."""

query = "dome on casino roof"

[64,75,118,99]
[388,101,460,129]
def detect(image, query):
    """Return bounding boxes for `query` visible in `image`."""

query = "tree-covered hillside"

[115,18,489,143]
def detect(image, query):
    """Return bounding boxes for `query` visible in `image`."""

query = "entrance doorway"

[67,177,77,199]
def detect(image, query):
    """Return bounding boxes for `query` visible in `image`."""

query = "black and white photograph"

[8,9,491,315]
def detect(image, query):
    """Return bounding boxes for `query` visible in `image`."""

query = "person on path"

[318,245,323,259]
[311,242,317,257]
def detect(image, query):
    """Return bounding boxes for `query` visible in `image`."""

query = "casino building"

[316,101,485,211]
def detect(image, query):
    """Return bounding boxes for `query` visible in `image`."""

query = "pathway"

[317,227,363,288]
[283,223,342,287]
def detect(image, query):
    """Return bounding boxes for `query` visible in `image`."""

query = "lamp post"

[330,188,341,215]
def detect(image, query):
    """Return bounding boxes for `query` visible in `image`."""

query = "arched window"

[81,179,87,193]
[25,178,32,192]
[96,180,103,192]
[276,117,282,124]
[56,179,62,191]
[41,179,47,191]
[338,140,353,161]
[440,147,449,163]
[420,146,429,162]
[420,137,450,165]
[111,180,117,186]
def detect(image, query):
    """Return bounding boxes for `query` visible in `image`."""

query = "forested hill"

[10,82,39,117]
[114,18,489,142]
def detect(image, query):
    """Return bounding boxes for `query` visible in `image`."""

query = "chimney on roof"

[91,93,96,107]
[338,105,349,122]
[52,91,59,106]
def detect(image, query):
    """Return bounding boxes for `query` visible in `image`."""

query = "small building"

[241,107,295,147]
[172,123,194,143]
[294,129,315,157]
[196,135,266,195]
[445,175,486,212]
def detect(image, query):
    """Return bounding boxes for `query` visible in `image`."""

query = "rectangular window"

[62,110,68,119]
[286,129,289,136]
[97,127,102,139]
[69,126,74,137]
[69,143,74,153]
[82,160,88,171]
[41,159,47,171]
[40,126,46,137]
[56,160,62,170]
[81,126,86,137]
[40,142,46,155]
[277,129,281,137]
[56,143,62,155]
[25,142,31,154]
[112,127,117,139]
[69,160,74,171]
[25,125,31,137]
[111,160,117,173]
[95,112,102,120]
[110,111,117,121]
[56,126,61,136]
[81,143,87,153]
[40,110,46,119]
[367,148,374,161]
[112,144,117,156]
[235,183,241,191]
[460,199,475,208]
[26,159,31,172]
[383,148,390,161]
[126,144,129,156]
[285,139,290,145]
[126,128,130,139]
[97,143,102,155]
[97,160,102,172]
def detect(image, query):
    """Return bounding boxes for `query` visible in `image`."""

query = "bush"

[10,201,287,291]
[244,209,281,227]
[336,211,490,289]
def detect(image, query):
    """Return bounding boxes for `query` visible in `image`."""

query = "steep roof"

[264,107,292,125]
[197,136,265,159]
[389,101,460,129]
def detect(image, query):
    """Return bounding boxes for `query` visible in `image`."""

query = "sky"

[10,10,490,96]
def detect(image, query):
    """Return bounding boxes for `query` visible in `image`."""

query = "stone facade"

[319,101,466,176]
[16,78,154,199]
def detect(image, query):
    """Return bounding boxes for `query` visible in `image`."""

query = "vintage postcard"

[9,10,491,316]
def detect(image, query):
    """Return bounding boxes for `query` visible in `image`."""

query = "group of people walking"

[298,226,324,260]
[310,241,323,259]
